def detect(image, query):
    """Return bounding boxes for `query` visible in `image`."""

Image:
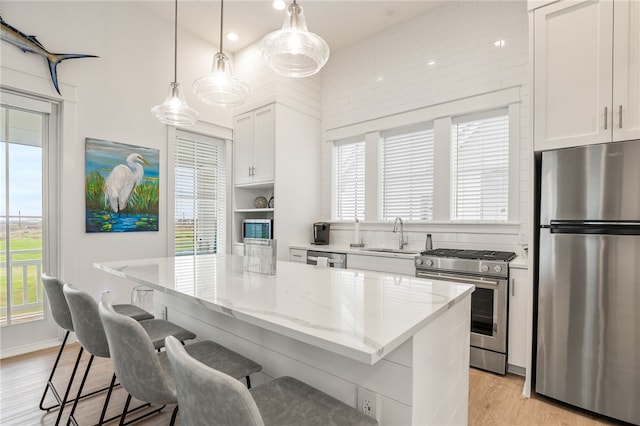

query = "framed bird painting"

[85,138,159,232]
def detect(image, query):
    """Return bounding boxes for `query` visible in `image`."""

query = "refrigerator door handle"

[548,220,640,235]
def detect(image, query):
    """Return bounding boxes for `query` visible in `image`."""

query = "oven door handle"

[415,272,501,288]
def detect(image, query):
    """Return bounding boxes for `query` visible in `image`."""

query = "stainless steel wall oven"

[415,249,515,375]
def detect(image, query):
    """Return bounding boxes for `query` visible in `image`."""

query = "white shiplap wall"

[318,0,530,256]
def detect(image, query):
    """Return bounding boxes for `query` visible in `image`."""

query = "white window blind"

[381,127,434,220]
[175,131,226,255]
[335,140,365,220]
[451,110,509,221]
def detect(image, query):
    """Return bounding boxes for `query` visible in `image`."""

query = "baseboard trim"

[0,338,63,360]
[507,364,526,377]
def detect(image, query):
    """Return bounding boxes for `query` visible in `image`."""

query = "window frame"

[0,90,60,331]
[379,123,435,221]
[450,108,511,222]
[332,137,367,221]
[166,124,233,256]
[328,87,521,227]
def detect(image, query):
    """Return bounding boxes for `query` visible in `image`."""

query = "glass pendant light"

[193,0,249,107]
[152,0,199,125]
[259,0,330,78]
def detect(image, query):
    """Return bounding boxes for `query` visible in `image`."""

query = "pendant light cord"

[218,0,224,54]
[173,0,178,83]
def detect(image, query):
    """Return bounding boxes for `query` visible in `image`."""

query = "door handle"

[511,277,515,296]
[619,105,623,129]
[604,106,608,130]
[415,272,501,288]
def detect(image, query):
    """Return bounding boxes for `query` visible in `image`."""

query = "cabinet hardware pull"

[619,105,623,129]
[511,278,515,296]
[248,166,252,177]
[604,106,608,130]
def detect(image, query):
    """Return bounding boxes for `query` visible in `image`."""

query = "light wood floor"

[0,343,623,425]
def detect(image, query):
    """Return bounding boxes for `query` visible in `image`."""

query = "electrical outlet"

[357,387,379,420]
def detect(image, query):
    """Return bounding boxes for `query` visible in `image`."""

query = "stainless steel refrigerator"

[537,139,640,425]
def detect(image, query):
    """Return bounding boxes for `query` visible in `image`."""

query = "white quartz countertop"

[95,254,473,365]
[291,243,529,267]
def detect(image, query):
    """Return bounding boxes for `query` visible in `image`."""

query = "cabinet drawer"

[289,249,307,263]
[348,254,414,275]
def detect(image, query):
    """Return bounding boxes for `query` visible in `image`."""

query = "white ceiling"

[137,1,445,54]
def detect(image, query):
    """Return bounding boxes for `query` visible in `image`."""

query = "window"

[451,110,509,221]
[381,127,434,220]
[334,140,365,220]
[328,89,519,225]
[174,130,226,255]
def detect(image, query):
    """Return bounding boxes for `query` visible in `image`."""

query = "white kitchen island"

[94,254,474,425]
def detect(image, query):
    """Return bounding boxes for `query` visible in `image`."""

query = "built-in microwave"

[243,219,273,240]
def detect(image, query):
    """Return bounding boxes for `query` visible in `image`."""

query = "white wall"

[317,0,530,256]
[1,1,232,313]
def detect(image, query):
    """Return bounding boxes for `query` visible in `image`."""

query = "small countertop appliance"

[313,222,330,245]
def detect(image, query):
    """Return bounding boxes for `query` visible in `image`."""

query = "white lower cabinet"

[289,249,307,263]
[347,254,415,276]
[508,267,529,373]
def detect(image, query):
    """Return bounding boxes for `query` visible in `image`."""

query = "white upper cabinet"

[234,113,254,186]
[233,104,275,186]
[533,0,639,151]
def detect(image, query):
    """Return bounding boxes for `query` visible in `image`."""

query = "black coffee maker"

[313,222,330,245]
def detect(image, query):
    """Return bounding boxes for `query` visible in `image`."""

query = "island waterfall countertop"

[95,254,474,365]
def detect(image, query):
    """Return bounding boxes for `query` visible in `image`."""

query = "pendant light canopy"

[152,0,199,125]
[259,0,330,78]
[193,0,249,107]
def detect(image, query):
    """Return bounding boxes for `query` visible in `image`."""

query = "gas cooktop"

[419,248,517,262]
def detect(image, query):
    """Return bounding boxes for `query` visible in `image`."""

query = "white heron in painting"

[104,153,152,212]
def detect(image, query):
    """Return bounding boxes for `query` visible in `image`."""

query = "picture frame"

[85,138,159,233]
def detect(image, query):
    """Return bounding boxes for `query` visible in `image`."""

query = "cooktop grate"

[419,248,516,262]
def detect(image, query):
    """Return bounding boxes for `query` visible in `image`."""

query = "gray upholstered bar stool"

[39,274,154,426]
[99,299,263,425]
[62,284,198,426]
[165,336,378,426]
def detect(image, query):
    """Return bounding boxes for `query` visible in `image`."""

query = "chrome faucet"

[392,217,408,250]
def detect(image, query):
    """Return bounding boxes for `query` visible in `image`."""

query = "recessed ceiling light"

[226,32,239,42]
[494,39,506,48]
[374,75,384,82]
[427,60,436,66]
[273,0,286,10]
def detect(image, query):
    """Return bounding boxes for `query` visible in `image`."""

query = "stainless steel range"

[415,248,516,375]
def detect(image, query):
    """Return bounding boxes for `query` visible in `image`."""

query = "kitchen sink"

[362,248,421,255]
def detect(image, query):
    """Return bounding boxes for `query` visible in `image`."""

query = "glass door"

[0,106,45,325]
[0,91,60,356]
